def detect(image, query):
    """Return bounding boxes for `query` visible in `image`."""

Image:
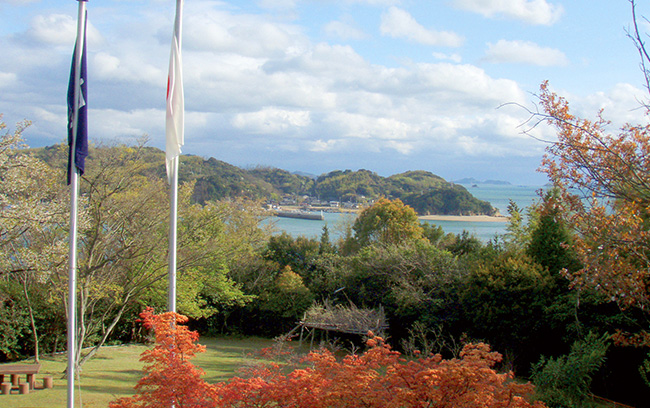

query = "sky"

[1,0,649,185]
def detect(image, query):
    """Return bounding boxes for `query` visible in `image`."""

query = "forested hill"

[32,145,496,216]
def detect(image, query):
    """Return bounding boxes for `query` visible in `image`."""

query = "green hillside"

[31,145,496,215]
[314,169,390,202]
[248,166,315,197]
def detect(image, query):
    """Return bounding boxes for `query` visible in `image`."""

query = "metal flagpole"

[167,0,183,313]
[68,1,87,407]
[168,155,179,313]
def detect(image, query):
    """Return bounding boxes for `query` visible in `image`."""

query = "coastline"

[418,214,509,223]
[274,206,509,223]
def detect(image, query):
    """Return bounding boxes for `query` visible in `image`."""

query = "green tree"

[459,251,554,370]
[325,240,461,344]
[532,332,609,408]
[444,231,483,256]
[420,222,447,246]
[505,199,529,250]
[527,191,582,283]
[0,117,68,362]
[352,198,424,247]
[264,233,319,274]
[318,224,335,255]
[17,142,267,367]
[262,266,313,319]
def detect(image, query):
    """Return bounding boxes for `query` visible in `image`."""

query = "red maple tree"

[109,308,218,408]
[111,311,545,408]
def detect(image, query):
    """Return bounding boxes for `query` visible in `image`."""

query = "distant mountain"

[292,170,318,179]
[31,145,496,216]
[247,166,315,197]
[454,178,512,185]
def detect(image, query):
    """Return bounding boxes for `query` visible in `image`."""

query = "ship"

[275,210,324,220]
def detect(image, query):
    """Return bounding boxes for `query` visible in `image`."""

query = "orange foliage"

[538,81,650,312]
[112,311,545,408]
[215,334,545,408]
[109,307,219,408]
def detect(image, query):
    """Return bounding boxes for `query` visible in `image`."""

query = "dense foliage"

[0,126,268,367]
[111,309,546,408]
[531,333,610,408]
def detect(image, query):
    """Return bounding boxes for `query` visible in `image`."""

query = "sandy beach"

[418,214,509,222]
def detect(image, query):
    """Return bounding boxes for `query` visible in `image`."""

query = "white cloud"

[29,14,76,45]
[483,40,568,66]
[92,52,164,85]
[28,14,102,46]
[231,108,311,134]
[0,72,17,88]
[324,17,367,40]
[386,140,414,154]
[380,7,464,47]
[451,0,563,25]
[432,52,462,63]
[90,108,164,140]
[325,112,414,140]
[576,83,648,128]
[256,0,298,9]
[184,9,306,57]
[309,138,341,152]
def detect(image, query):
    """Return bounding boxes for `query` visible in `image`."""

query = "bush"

[216,336,546,408]
[113,310,547,408]
[531,332,609,408]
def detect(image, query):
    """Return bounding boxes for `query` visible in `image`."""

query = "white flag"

[165,12,184,183]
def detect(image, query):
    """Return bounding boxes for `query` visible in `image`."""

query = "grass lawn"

[1,337,630,408]
[0,336,273,408]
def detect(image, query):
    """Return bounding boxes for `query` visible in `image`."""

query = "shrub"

[531,332,609,408]
[113,310,546,408]
[216,335,546,408]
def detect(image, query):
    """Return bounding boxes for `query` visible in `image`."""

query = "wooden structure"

[294,302,389,348]
[0,363,41,394]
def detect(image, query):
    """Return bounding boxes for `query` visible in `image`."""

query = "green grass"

[1,337,627,408]
[0,336,273,408]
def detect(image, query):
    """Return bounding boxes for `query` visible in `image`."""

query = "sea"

[263,183,544,243]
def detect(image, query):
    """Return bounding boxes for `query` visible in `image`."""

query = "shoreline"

[274,206,508,223]
[418,214,509,222]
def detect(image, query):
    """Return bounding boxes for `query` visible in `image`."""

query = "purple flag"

[67,14,88,185]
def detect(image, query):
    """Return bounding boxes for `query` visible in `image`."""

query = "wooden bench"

[0,364,41,392]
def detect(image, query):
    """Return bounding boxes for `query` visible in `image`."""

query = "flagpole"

[168,155,178,313]
[167,0,183,313]
[68,1,87,407]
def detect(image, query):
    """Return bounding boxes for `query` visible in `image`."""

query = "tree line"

[35,145,497,216]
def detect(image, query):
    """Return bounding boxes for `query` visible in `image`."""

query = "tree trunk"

[22,277,39,363]
[78,293,131,367]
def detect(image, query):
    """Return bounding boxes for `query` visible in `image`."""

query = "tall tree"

[31,142,267,367]
[352,198,424,248]
[533,1,650,314]
[0,117,68,362]
[536,80,650,311]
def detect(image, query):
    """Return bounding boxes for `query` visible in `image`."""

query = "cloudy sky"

[1,0,649,185]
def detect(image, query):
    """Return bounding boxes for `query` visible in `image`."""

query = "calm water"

[264,184,544,242]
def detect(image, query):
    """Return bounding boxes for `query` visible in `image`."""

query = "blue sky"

[1,0,649,185]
